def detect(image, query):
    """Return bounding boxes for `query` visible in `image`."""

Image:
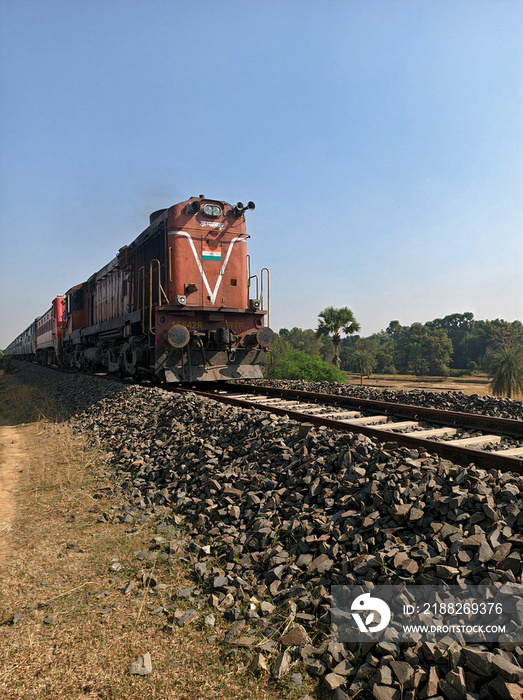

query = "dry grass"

[0,376,301,700]
[0,375,64,424]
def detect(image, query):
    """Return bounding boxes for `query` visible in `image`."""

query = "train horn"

[186,201,200,215]
[234,201,256,217]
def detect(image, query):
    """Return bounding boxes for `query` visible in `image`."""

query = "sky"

[1,0,522,349]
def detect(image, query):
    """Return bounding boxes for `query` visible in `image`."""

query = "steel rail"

[219,382,523,438]
[175,387,523,474]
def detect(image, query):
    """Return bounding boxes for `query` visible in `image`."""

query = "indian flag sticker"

[202,247,221,261]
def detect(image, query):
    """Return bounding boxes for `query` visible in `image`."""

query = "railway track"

[172,382,523,474]
[11,362,523,473]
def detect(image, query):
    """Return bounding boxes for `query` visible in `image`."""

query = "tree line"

[266,309,523,396]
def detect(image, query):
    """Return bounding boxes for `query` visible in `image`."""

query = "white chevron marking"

[173,232,246,304]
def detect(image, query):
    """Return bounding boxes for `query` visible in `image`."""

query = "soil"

[0,424,32,563]
[0,383,283,699]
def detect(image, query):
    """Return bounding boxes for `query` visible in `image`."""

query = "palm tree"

[489,345,523,398]
[352,348,376,385]
[316,306,360,368]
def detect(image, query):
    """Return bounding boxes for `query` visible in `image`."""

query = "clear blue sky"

[1,0,522,349]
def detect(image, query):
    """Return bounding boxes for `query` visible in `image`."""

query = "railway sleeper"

[339,414,388,425]
[409,426,459,438]
[449,434,503,447]
[380,420,421,431]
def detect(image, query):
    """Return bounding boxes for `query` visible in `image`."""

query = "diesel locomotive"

[6,196,274,382]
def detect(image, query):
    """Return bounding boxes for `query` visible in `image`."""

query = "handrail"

[160,283,169,306]
[138,266,145,334]
[149,259,170,335]
[249,274,259,300]
[152,258,170,305]
[149,261,154,335]
[260,267,270,326]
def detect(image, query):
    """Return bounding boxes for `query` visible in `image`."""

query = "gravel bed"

[8,362,523,699]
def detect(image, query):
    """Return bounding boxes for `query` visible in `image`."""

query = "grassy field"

[345,372,492,395]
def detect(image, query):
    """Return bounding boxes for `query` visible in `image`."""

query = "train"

[5,195,274,382]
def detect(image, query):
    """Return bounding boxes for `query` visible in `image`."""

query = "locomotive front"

[122,196,274,382]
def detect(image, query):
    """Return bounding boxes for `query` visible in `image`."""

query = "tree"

[278,327,323,356]
[386,320,403,339]
[319,336,335,364]
[316,307,360,368]
[392,324,453,375]
[488,345,523,398]
[370,332,396,373]
[487,321,523,351]
[469,319,523,370]
[426,313,475,368]
[265,335,293,370]
[424,329,453,376]
[352,348,377,385]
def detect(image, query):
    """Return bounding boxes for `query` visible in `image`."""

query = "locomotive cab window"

[73,289,84,310]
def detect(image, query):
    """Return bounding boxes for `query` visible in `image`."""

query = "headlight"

[177,295,187,306]
[201,204,222,218]
[249,299,261,310]
[166,324,190,348]
[256,327,275,347]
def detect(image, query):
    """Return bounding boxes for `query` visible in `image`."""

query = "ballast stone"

[272,650,291,679]
[71,384,522,696]
[129,652,152,676]
[12,364,523,699]
[280,624,311,647]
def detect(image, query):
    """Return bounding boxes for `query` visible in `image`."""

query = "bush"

[429,361,451,377]
[265,349,348,383]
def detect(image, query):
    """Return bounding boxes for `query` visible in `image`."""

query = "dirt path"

[0,425,28,562]
[0,419,282,700]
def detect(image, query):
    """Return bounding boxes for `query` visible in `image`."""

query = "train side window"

[73,289,84,310]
